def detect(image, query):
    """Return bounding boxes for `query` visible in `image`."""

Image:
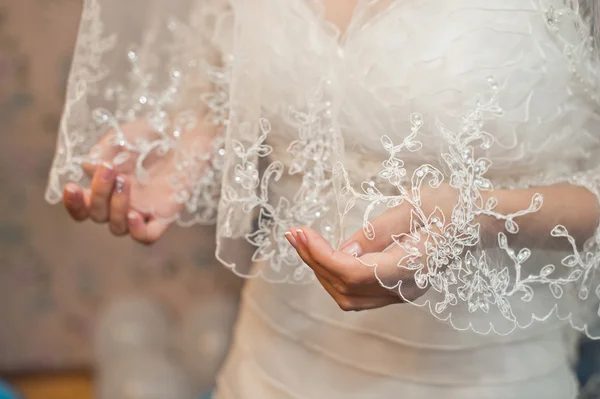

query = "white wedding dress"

[217,278,577,399]
[214,2,584,396]
[45,0,600,398]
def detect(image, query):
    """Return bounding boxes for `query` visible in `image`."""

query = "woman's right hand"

[62,163,174,245]
[62,119,207,244]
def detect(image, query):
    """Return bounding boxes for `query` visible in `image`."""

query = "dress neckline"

[304,0,400,54]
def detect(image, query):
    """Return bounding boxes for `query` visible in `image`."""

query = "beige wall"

[0,0,241,372]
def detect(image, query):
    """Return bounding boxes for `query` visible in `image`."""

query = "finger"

[288,229,341,287]
[81,162,99,178]
[82,139,119,177]
[128,212,171,245]
[63,184,90,221]
[87,128,125,165]
[286,230,345,288]
[83,123,143,176]
[315,273,400,311]
[83,152,138,179]
[298,228,410,299]
[302,226,425,298]
[88,162,116,223]
[362,231,432,301]
[314,273,355,311]
[359,243,418,289]
[299,227,373,286]
[340,203,413,256]
[108,175,130,236]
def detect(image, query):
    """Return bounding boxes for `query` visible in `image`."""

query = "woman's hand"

[286,179,600,311]
[63,164,174,245]
[62,119,211,245]
[284,184,460,311]
[284,227,406,311]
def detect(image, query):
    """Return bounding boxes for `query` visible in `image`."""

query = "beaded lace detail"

[46,0,600,336]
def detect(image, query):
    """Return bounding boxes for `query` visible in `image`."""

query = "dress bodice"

[45,1,600,396]
[207,0,600,337]
[248,0,600,183]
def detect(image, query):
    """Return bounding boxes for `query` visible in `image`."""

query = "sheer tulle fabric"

[46,0,600,337]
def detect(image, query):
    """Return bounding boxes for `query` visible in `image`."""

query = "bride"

[47,0,600,397]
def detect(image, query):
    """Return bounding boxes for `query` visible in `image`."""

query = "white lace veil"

[46,0,600,337]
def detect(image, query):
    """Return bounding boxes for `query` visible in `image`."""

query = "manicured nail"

[341,241,363,257]
[127,212,137,225]
[89,147,102,160]
[101,162,114,181]
[284,231,297,248]
[295,229,307,246]
[114,175,126,194]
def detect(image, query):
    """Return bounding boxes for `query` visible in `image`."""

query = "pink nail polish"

[115,176,126,194]
[284,231,297,248]
[341,241,363,257]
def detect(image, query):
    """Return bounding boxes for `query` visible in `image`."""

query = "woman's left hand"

[285,184,459,311]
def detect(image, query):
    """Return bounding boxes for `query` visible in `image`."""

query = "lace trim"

[220,78,340,281]
[46,0,231,225]
[338,78,599,319]
[220,2,600,334]
[46,0,600,338]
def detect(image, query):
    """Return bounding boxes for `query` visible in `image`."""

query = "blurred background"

[0,0,242,398]
[4,1,600,399]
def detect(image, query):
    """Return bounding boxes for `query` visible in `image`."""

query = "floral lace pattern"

[216,0,600,335]
[219,79,339,282]
[337,79,600,331]
[47,0,600,337]
[46,0,231,225]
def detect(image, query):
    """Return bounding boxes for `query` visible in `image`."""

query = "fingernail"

[101,162,114,181]
[127,212,137,225]
[115,176,126,194]
[89,148,102,160]
[65,185,78,194]
[341,241,362,257]
[295,229,307,246]
[284,231,297,248]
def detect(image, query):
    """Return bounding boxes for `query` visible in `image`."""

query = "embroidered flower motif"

[48,1,600,334]
[379,157,406,186]
[457,251,511,315]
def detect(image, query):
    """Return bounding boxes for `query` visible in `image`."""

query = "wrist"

[480,183,600,250]
[476,188,509,243]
